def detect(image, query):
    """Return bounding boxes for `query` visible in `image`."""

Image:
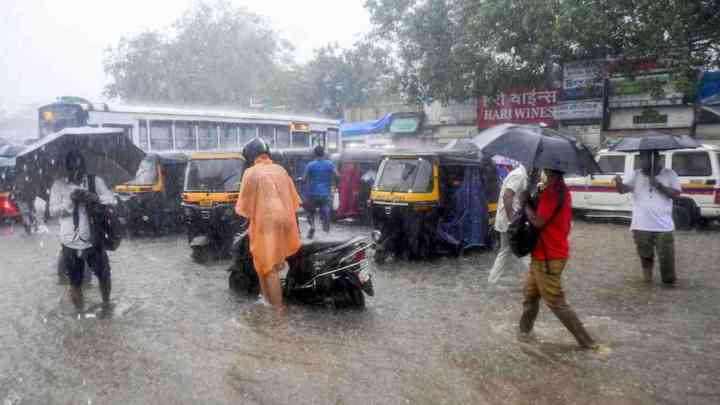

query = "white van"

[566,145,720,224]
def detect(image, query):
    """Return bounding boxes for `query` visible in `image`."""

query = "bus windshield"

[38,103,88,137]
[376,158,434,193]
[184,158,244,192]
[127,158,158,185]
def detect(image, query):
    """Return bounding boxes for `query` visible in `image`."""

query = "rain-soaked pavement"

[1,218,719,404]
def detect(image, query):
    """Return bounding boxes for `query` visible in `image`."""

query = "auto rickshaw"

[370,149,499,263]
[114,152,188,236]
[182,151,246,263]
[272,147,316,200]
[331,149,382,223]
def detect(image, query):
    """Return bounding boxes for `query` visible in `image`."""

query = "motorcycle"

[227,229,375,308]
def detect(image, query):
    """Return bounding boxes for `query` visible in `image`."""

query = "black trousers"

[61,245,111,288]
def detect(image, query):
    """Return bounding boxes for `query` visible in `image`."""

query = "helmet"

[242,137,271,165]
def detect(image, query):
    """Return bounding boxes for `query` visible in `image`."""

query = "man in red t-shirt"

[519,169,598,349]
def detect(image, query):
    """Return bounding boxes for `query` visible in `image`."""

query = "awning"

[340,114,391,137]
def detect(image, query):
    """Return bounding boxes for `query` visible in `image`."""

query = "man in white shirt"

[49,150,116,312]
[615,150,681,284]
[488,164,538,284]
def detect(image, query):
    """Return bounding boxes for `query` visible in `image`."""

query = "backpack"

[88,175,123,251]
[508,185,565,258]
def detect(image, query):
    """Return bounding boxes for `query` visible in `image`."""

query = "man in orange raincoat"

[235,138,302,315]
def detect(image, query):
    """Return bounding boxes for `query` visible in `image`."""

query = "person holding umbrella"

[49,150,116,313]
[472,124,600,349]
[613,135,688,284]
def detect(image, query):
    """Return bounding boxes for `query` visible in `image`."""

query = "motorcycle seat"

[300,237,358,255]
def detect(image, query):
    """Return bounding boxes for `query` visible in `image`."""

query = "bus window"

[240,125,255,146]
[138,120,149,151]
[276,126,290,148]
[198,123,218,150]
[150,121,173,151]
[311,131,326,148]
[327,129,339,152]
[175,122,195,150]
[291,132,309,147]
[259,125,275,146]
[220,124,239,149]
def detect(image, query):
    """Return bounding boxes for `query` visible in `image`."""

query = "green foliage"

[365,0,720,102]
[104,1,292,105]
[290,42,393,117]
[104,1,391,117]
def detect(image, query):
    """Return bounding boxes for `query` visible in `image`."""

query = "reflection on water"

[0,220,718,404]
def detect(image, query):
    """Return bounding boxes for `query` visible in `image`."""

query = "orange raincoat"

[235,155,302,277]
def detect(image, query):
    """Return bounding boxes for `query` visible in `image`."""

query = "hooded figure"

[235,138,302,314]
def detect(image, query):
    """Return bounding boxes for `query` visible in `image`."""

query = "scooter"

[227,229,374,308]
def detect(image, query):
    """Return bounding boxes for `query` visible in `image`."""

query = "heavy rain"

[2,1,720,404]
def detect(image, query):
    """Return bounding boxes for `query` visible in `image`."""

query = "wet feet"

[516,329,538,343]
[586,344,613,361]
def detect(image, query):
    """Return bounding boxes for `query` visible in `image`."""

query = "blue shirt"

[304,159,335,197]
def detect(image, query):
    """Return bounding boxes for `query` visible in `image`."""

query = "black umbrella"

[15,127,145,200]
[470,124,601,175]
[610,131,700,152]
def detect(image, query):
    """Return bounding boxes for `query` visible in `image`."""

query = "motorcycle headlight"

[371,230,382,242]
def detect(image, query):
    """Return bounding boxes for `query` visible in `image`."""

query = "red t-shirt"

[532,179,572,260]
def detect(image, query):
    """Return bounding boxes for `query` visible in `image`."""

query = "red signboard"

[477,88,559,128]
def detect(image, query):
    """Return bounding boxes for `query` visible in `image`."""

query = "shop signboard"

[477,88,558,128]
[561,61,604,102]
[698,70,720,105]
[560,86,604,101]
[554,101,603,120]
[424,101,477,126]
[609,106,693,129]
[609,74,684,107]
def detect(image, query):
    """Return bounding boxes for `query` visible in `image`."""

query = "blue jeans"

[306,196,331,232]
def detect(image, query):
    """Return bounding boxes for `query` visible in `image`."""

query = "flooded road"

[1,219,719,404]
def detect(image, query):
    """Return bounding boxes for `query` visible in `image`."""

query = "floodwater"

[1,219,719,404]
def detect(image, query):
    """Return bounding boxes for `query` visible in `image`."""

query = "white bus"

[38,97,341,153]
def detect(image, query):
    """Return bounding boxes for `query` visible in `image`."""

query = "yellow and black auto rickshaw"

[182,151,245,263]
[114,152,188,235]
[370,148,499,263]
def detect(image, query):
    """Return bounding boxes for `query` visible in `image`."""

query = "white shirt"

[495,165,528,232]
[49,175,115,250]
[624,168,681,232]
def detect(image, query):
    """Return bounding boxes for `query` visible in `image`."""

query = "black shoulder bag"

[88,175,123,251]
[508,185,565,258]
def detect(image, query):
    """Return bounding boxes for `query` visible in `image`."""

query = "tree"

[365,0,720,102]
[290,42,394,117]
[104,0,292,106]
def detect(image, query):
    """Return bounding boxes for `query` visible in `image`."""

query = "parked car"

[566,145,720,227]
